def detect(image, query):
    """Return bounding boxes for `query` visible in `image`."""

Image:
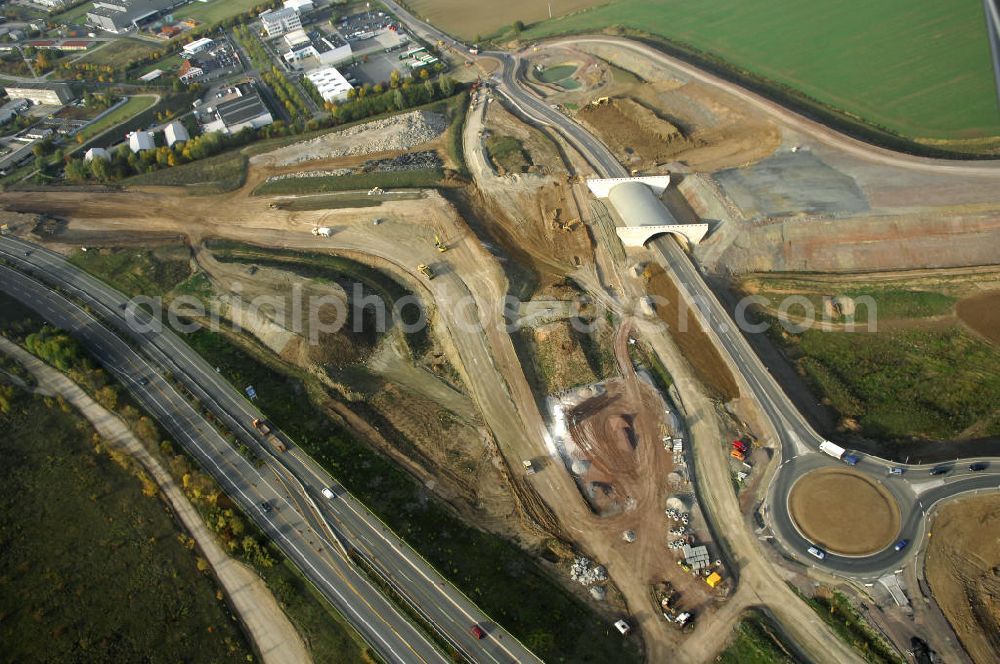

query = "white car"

[807,546,826,560]
[321,487,335,499]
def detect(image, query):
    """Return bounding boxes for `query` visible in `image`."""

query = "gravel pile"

[263,111,448,166]
[361,151,442,173]
[570,557,608,586]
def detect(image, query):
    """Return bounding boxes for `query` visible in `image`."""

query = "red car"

[470,625,485,640]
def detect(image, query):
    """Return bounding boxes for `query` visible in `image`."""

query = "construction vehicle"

[312,226,333,237]
[522,459,536,475]
[730,449,745,462]
[252,418,287,452]
[417,263,434,280]
[434,233,447,252]
[591,96,610,106]
[732,439,749,453]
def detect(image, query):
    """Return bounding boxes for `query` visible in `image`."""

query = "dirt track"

[789,469,900,555]
[925,494,1000,663]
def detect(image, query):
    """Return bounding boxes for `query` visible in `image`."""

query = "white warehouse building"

[305,66,353,102]
[163,120,189,146]
[182,37,214,57]
[128,130,155,153]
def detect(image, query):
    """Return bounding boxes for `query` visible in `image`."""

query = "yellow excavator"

[417,264,434,280]
[434,233,447,252]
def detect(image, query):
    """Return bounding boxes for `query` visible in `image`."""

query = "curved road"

[379,0,1000,578]
[0,236,541,664]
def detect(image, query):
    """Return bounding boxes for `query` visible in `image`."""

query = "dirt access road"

[925,493,1000,664]
[461,84,863,661]
[0,336,311,664]
[556,36,1000,178]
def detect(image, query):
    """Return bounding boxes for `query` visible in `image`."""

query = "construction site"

[1,28,999,664]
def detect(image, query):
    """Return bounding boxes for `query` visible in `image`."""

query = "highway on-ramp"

[0,236,542,664]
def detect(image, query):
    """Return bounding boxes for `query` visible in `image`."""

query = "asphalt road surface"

[0,237,541,664]
[399,20,1000,578]
[0,262,446,664]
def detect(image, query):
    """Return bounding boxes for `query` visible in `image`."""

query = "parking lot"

[341,50,402,86]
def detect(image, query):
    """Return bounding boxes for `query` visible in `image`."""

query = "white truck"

[819,440,859,465]
[522,459,536,475]
[312,226,333,238]
[819,440,846,459]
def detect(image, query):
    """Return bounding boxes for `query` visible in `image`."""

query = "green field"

[76,94,158,143]
[49,1,94,26]
[74,38,164,66]
[172,0,264,26]
[522,0,1000,144]
[68,245,192,296]
[0,389,252,662]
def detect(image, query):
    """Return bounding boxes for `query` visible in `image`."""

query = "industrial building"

[163,120,189,146]
[128,130,155,152]
[3,82,74,106]
[87,0,187,34]
[182,37,214,57]
[202,87,273,135]
[304,66,353,102]
[0,99,30,125]
[283,0,313,12]
[283,31,351,68]
[259,6,301,37]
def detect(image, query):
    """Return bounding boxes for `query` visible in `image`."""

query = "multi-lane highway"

[0,261,446,664]
[0,236,541,664]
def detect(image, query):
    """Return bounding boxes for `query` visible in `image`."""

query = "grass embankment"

[68,245,192,297]
[742,275,1000,441]
[0,389,252,662]
[519,321,599,394]
[717,610,797,664]
[254,168,445,196]
[795,589,904,664]
[0,294,372,663]
[182,325,642,663]
[791,326,1000,441]
[484,134,531,173]
[124,151,249,194]
[75,94,158,144]
[206,240,430,357]
[520,0,1000,154]
[743,276,957,322]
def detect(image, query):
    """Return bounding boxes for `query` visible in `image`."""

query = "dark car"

[893,539,909,551]
[260,501,272,513]
[23,250,31,256]
[969,463,987,472]
[929,466,949,476]
[470,625,485,640]
[138,377,149,386]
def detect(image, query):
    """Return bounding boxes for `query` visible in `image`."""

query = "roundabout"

[788,468,900,556]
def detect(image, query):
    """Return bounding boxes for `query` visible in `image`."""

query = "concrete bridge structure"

[586,176,710,247]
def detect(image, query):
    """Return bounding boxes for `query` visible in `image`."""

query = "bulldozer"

[434,233,447,252]
[417,263,434,280]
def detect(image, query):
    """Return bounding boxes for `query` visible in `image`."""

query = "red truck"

[252,418,287,452]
